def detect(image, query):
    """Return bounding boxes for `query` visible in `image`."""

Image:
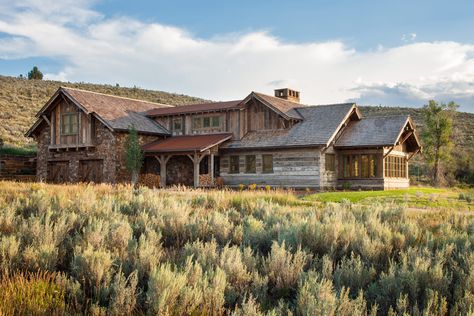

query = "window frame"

[262,154,274,174]
[245,155,256,174]
[229,155,240,174]
[192,114,221,131]
[341,153,379,179]
[61,112,78,135]
[172,117,183,133]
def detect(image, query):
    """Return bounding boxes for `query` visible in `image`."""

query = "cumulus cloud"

[0,0,473,112]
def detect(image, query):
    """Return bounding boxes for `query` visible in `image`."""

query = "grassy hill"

[1,75,474,152]
[0,75,205,148]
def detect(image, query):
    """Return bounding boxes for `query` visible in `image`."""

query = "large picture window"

[384,155,407,178]
[61,113,78,135]
[342,154,378,178]
[229,155,240,174]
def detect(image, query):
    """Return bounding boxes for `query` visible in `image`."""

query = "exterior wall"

[246,99,286,131]
[166,156,194,186]
[382,147,410,189]
[36,119,159,184]
[219,148,322,188]
[0,154,36,181]
[320,146,338,189]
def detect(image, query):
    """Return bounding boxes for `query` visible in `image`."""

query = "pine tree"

[28,66,43,80]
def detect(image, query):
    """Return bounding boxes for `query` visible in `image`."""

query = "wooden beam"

[398,130,413,145]
[42,115,51,126]
[209,153,214,185]
[155,154,172,187]
[383,147,394,158]
[407,148,420,161]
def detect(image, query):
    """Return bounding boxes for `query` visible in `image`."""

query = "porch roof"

[142,133,232,153]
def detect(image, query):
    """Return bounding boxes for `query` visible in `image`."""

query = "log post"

[155,155,171,187]
[187,152,207,188]
[209,153,214,185]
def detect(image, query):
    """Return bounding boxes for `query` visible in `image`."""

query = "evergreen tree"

[28,66,43,80]
[421,100,458,185]
[125,125,143,185]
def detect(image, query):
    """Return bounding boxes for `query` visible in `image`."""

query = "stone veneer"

[35,120,160,183]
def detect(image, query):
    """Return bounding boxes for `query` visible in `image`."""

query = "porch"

[142,133,232,187]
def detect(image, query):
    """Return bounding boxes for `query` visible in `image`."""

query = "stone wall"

[35,120,161,184]
[166,156,194,186]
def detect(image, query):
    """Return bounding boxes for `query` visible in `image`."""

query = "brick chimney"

[274,88,300,103]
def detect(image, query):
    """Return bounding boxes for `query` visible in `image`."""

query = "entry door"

[78,160,103,183]
[47,161,69,183]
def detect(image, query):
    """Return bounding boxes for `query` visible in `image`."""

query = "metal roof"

[143,133,232,153]
[146,100,244,117]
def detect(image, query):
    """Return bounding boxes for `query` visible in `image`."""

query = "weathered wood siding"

[246,99,286,131]
[219,148,322,188]
[49,98,94,146]
[320,146,338,188]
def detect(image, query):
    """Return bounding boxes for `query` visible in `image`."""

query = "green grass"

[305,187,474,211]
[0,145,36,156]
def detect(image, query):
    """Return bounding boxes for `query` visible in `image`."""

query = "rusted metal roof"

[143,133,232,153]
[146,100,244,117]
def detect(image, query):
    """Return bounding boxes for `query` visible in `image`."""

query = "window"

[245,155,256,173]
[192,115,221,130]
[384,156,407,178]
[61,113,78,135]
[342,154,378,178]
[325,154,335,172]
[172,117,182,133]
[230,156,240,174]
[262,154,273,173]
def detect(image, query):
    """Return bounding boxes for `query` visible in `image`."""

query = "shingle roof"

[222,103,356,149]
[146,100,244,117]
[61,87,171,134]
[251,92,303,120]
[143,133,232,153]
[335,115,410,147]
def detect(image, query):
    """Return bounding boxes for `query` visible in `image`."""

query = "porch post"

[193,154,200,187]
[155,155,171,188]
[209,153,214,184]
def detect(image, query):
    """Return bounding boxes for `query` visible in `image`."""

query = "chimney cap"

[274,88,300,103]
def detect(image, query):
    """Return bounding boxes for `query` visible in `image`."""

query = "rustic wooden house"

[27,87,421,189]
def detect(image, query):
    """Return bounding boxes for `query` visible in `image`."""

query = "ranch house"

[26,87,421,189]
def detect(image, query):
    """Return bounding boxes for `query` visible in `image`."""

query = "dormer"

[274,88,300,103]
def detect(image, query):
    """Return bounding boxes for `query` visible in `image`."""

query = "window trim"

[325,153,335,172]
[341,153,379,179]
[192,114,222,131]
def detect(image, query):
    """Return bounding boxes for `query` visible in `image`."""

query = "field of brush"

[0,181,474,315]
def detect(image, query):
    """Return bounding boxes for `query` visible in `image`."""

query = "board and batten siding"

[219,148,322,188]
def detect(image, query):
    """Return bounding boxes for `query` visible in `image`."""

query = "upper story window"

[193,115,221,131]
[172,117,183,134]
[61,113,78,135]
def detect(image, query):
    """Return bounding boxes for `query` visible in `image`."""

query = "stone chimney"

[274,88,300,103]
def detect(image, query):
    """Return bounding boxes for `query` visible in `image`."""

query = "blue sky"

[1,0,474,111]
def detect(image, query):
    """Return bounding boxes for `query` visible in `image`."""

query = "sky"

[0,0,473,112]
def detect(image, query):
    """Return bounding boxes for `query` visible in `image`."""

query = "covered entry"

[143,133,231,187]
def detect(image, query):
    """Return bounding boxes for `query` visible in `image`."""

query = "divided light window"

[342,154,377,178]
[325,154,335,172]
[193,115,221,130]
[384,156,407,178]
[229,155,240,174]
[245,155,256,173]
[262,154,273,173]
[61,113,78,135]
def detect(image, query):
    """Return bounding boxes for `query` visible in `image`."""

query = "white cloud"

[0,0,474,112]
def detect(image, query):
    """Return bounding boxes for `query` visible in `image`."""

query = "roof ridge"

[362,114,410,118]
[60,86,174,108]
[297,102,355,109]
[177,99,243,107]
[252,91,304,106]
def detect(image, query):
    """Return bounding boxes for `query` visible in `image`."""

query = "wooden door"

[78,160,103,183]
[47,161,69,183]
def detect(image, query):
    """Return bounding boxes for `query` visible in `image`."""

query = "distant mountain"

[1,75,473,151]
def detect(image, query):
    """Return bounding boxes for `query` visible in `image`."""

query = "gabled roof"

[222,103,357,149]
[335,115,421,151]
[246,92,303,120]
[143,133,232,153]
[146,100,244,117]
[27,87,171,136]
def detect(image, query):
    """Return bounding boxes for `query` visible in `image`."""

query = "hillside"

[1,75,474,150]
[0,75,205,147]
